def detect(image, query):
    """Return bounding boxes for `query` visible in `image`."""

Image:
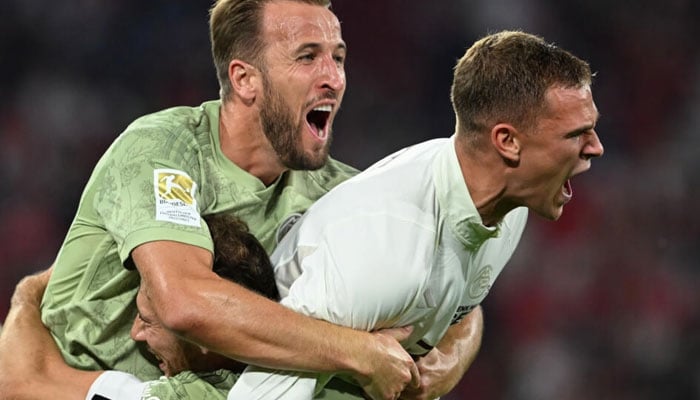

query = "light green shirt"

[87,369,364,400]
[143,370,239,400]
[142,371,363,400]
[41,100,357,382]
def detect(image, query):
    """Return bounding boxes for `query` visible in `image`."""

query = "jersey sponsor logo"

[451,304,477,325]
[153,169,200,227]
[469,264,492,299]
[276,212,303,244]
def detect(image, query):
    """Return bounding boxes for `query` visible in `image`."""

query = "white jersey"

[229,137,529,399]
[87,369,239,399]
[86,371,147,400]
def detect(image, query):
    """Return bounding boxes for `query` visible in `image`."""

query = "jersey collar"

[433,135,500,250]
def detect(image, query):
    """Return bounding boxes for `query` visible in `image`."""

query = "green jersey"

[142,370,239,400]
[41,100,357,381]
[86,370,364,400]
[140,372,365,400]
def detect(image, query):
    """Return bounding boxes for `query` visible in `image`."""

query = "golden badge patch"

[153,169,200,227]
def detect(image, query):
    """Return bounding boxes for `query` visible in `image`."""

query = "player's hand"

[400,306,484,399]
[398,346,455,400]
[10,266,53,308]
[356,326,420,400]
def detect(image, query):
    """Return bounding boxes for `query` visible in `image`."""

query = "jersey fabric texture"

[228,136,529,399]
[88,370,361,400]
[40,100,357,382]
[86,369,238,400]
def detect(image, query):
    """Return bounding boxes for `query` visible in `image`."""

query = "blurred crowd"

[1,0,698,399]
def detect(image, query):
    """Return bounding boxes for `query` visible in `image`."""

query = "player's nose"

[583,129,604,160]
[130,316,145,341]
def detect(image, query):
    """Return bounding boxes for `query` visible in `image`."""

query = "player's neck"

[219,100,286,186]
[454,137,514,227]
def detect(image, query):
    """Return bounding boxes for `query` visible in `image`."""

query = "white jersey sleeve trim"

[227,365,318,400]
[86,371,148,400]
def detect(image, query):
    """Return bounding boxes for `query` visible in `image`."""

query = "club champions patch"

[154,169,200,227]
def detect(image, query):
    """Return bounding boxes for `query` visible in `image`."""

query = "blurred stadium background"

[1,0,698,398]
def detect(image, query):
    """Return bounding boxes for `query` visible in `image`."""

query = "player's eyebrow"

[294,41,347,54]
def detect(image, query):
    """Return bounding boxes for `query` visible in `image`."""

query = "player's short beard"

[259,72,331,171]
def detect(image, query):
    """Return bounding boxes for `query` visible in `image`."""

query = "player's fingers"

[408,360,421,389]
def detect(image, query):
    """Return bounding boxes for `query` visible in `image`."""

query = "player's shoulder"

[123,100,217,139]
[105,101,218,161]
[368,137,449,170]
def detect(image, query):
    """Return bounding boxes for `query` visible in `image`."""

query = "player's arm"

[229,212,435,400]
[132,240,418,399]
[400,305,484,400]
[0,268,102,400]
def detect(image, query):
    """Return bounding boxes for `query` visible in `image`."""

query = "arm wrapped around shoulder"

[0,267,102,400]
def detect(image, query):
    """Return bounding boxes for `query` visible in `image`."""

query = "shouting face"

[512,85,604,220]
[257,0,347,170]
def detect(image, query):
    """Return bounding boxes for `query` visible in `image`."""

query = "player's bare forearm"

[437,305,484,373]
[400,305,484,400]
[0,269,101,400]
[133,240,418,397]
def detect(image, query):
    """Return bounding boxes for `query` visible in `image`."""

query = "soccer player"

[0,214,280,399]
[10,0,482,399]
[227,30,605,399]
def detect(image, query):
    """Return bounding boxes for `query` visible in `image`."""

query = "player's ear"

[229,59,260,104]
[491,123,521,165]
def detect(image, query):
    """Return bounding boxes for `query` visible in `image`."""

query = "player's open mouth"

[306,104,332,141]
[562,179,573,202]
[154,354,168,373]
[147,347,168,373]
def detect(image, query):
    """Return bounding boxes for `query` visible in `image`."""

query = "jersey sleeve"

[86,371,148,400]
[91,126,213,264]
[136,370,237,400]
[227,367,323,400]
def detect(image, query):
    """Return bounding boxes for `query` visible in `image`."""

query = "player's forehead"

[261,0,343,49]
[540,85,598,132]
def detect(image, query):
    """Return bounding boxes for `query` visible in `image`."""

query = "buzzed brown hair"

[451,30,592,137]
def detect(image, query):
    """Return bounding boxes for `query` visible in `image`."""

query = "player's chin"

[550,202,568,220]
[304,146,331,169]
[549,208,564,221]
[533,203,564,221]
[543,189,571,220]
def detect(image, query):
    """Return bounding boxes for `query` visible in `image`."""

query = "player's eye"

[137,312,152,325]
